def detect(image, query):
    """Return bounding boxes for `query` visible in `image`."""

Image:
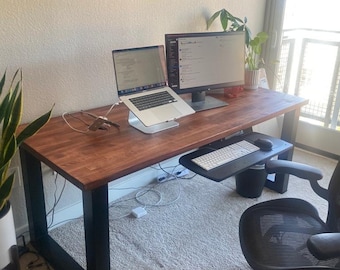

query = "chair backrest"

[326,160,340,231]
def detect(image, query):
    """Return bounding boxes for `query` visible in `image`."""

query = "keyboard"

[129,91,177,111]
[191,140,260,171]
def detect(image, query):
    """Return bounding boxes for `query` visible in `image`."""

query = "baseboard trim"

[295,143,340,160]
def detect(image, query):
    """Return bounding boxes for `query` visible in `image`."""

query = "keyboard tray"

[179,132,293,182]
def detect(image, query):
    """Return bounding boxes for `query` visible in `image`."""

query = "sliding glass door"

[264,0,340,156]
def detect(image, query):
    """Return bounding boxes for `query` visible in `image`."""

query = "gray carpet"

[49,149,337,269]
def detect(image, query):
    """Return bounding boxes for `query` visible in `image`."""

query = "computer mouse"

[254,138,273,151]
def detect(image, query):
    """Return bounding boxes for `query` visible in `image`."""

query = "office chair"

[239,159,340,269]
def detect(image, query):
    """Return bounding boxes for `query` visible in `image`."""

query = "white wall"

[0,0,266,234]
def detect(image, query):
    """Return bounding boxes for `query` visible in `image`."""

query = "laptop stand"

[128,111,179,134]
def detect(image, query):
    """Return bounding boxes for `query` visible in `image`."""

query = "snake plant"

[0,69,52,212]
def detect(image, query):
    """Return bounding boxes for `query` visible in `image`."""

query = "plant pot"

[244,69,260,90]
[0,202,17,269]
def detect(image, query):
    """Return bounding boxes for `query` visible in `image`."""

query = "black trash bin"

[235,164,268,198]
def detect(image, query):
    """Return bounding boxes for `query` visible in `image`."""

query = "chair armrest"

[307,233,340,260]
[265,160,323,181]
[265,160,328,199]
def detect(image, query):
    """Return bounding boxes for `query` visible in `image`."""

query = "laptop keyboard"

[129,91,177,111]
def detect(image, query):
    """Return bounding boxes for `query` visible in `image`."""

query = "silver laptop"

[112,45,195,133]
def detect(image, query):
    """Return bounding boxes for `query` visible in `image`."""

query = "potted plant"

[0,69,52,269]
[207,9,268,90]
[244,31,268,89]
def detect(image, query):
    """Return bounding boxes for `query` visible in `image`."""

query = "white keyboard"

[192,140,260,171]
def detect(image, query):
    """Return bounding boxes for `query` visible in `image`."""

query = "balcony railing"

[275,28,340,130]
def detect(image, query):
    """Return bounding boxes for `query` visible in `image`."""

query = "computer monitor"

[165,31,245,111]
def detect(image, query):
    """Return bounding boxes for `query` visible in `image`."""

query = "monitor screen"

[165,31,245,111]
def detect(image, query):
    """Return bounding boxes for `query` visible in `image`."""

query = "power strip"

[157,168,189,182]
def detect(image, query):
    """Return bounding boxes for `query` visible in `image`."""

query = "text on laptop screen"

[112,46,168,96]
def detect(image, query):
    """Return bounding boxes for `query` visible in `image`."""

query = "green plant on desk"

[207,8,268,88]
[245,31,268,71]
[207,8,251,43]
[207,8,268,69]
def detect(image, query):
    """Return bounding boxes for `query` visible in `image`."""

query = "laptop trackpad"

[153,106,182,121]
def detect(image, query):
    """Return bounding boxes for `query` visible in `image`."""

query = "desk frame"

[19,89,307,270]
[265,108,300,192]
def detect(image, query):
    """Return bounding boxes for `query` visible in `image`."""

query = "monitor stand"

[128,111,179,134]
[185,91,228,112]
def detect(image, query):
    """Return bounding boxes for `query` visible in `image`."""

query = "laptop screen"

[112,45,168,96]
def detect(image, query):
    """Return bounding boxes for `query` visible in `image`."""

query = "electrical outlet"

[41,163,57,176]
[157,167,189,182]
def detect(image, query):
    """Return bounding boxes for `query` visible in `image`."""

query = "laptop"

[112,45,195,132]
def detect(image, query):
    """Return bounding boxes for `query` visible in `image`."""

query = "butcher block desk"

[19,88,307,270]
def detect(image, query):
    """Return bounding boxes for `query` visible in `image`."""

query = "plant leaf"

[0,71,5,97]
[245,27,252,46]
[207,10,221,30]
[0,173,14,211]
[232,15,244,24]
[2,70,22,135]
[0,135,16,173]
[3,87,22,146]
[0,90,10,125]
[257,31,268,42]
[219,9,228,31]
[16,107,53,146]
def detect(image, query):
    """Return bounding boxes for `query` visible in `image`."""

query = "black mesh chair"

[239,159,340,269]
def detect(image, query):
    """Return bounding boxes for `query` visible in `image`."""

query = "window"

[264,0,340,155]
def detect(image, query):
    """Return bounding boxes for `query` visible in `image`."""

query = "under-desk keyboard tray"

[179,132,293,182]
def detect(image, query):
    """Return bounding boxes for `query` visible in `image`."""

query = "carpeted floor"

[49,148,337,269]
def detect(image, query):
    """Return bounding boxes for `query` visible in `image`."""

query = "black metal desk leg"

[83,185,110,270]
[280,108,300,143]
[20,148,85,269]
[19,148,48,242]
[265,108,300,193]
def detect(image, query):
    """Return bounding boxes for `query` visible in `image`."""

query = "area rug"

[49,149,336,269]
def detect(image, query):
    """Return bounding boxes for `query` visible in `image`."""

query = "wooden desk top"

[21,88,307,190]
